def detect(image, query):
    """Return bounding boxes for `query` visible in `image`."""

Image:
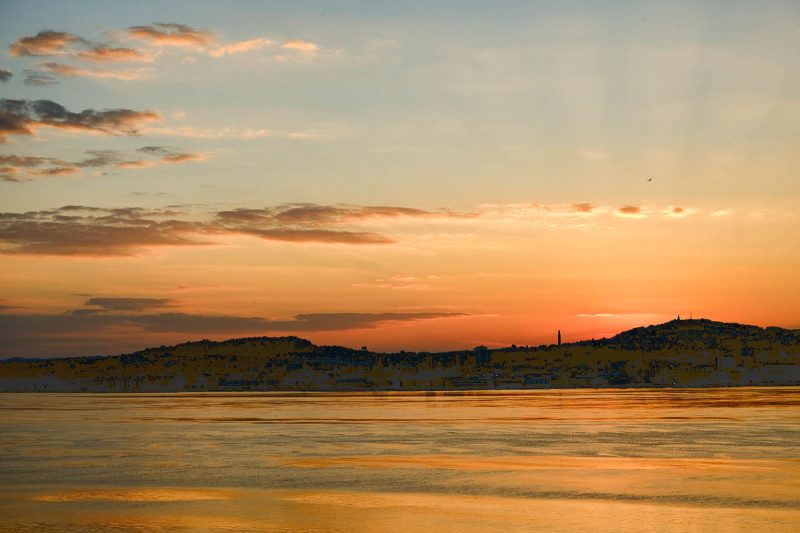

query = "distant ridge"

[1,319,798,392]
[594,318,800,351]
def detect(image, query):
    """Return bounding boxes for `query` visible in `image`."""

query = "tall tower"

[558,330,561,346]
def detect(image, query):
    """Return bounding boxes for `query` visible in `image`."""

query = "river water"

[0,388,798,532]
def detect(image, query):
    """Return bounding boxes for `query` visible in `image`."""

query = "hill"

[1,319,798,392]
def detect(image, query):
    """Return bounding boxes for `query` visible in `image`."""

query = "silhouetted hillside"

[1,319,798,392]
[588,319,800,352]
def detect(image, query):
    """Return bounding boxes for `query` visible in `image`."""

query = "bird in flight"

[647,178,654,182]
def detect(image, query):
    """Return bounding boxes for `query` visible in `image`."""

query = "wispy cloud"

[0,167,20,182]
[126,23,282,59]
[161,152,205,163]
[29,166,79,177]
[136,146,206,165]
[0,203,432,255]
[9,30,150,66]
[0,155,64,167]
[0,206,207,256]
[572,202,595,213]
[37,61,154,81]
[8,31,88,56]
[0,202,471,255]
[281,39,319,53]
[23,70,57,86]
[127,23,214,49]
[9,24,321,89]
[0,201,719,255]
[209,38,272,58]
[77,46,150,63]
[0,98,161,142]
[613,205,694,219]
[1,154,68,182]
[0,146,204,181]
[217,204,445,227]
[84,297,174,311]
[117,160,155,169]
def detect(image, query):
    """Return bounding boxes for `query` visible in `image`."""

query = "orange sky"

[1,2,798,356]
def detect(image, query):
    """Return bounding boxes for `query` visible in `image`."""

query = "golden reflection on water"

[0,388,799,532]
[3,488,799,533]
[32,488,234,502]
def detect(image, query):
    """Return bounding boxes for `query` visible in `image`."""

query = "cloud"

[161,152,205,163]
[0,200,734,256]
[277,312,467,331]
[36,61,154,81]
[0,69,11,82]
[613,205,693,219]
[0,154,70,181]
[136,146,205,164]
[0,167,20,182]
[77,47,149,63]
[0,203,418,255]
[281,39,319,53]
[117,160,154,169]
[0,155,64,167]
[8,26,316,91]
[0,98,161,142]
[216,204,442,227]
[84,297,174,311]
[137,145,172,156]
[30,166,79,177]
[209,38,271,58]
[127,23,214,49]
[0,207,209,256]
[10,29,153,68]
[74,150,121,168]
[616,206,646,218]
[0,202,457,255]
[214,204,464,244]
[235,228,394,245]
[0,147,203,181]
[572,203,594,213]
[0,310,467,357]
[23,70,57,86]
[663,206,694,218]
[8,31,88,56]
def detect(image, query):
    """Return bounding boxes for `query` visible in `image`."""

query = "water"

[0,388,798,532]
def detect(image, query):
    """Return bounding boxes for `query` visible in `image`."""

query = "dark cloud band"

[0,203,445,255]
[0,309,467,357]
[0,98,161,142]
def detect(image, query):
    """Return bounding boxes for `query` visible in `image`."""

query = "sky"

[1,0,798,357]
